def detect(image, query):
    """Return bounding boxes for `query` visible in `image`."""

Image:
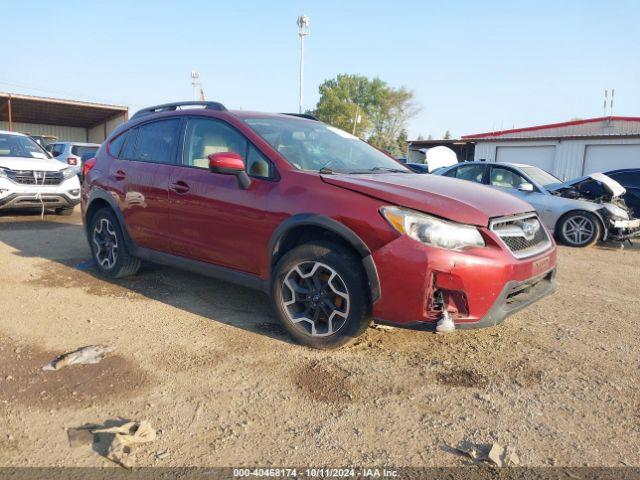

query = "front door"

[111,118,181,252]
[167,117,276,274]
[488,165,553,228]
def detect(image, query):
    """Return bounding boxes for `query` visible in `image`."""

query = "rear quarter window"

[71,145,99,157]
[108,132,129,158]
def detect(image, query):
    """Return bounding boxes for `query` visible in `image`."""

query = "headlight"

[61,167,77,180]
[381,206,485,251]
[0,168,7,178]
[603,204,629,220]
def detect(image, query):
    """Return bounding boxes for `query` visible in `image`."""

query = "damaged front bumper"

[608,218,640,241]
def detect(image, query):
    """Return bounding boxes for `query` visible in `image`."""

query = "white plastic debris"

[436,310,455,333]
[454,441,519,467]
[372,324,395,331]
[42,345,115,371]
[92,421,156,468]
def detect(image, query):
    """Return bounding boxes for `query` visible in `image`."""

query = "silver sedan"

[435,161,640,247]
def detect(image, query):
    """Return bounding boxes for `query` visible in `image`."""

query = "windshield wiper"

[369,166,410,173]
[319,166,335,174]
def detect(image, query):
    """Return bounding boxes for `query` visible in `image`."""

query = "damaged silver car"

[436,161,640,247]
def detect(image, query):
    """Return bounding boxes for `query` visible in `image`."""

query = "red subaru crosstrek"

[82,101,557,348]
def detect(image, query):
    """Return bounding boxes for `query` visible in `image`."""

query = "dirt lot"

[0,210,639,468]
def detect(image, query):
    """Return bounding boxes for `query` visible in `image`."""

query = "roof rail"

[131,101,227,120]
[281,113,319,121]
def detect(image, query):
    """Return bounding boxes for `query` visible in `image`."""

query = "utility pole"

[297,15,310,114]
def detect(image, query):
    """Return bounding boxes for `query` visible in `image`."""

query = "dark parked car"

[604,169,640,218]
[81,101,556,348]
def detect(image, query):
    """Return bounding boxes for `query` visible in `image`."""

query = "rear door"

[442,163,487,184]
[167,116,277,274]
[110,117,182,252]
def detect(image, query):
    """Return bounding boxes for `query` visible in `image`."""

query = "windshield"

[520,166,562,187]
[243,117,409,173]
[0,133,50,159]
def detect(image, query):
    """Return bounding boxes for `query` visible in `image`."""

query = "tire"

[556,211,601,247]
[271,241,370,349]
[55,207,75,216]
[88,207,141,278]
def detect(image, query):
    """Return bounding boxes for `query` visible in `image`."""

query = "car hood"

[547,173,626,198]
[0,155,67,172]
[321,173,535,226]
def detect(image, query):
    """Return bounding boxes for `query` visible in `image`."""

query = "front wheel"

[88,208,141,278]
[556,211,601,247]
[271,242,370,349]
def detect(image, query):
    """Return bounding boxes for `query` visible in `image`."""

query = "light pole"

[190,71,200,101]
[297,15,310,114]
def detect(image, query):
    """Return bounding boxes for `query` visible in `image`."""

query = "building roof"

[0,92,128,128]
[462,116,640,141]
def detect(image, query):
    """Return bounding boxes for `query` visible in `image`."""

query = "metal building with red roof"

[463,116,640,180]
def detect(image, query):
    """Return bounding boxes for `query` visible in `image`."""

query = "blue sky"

[1,0,639,138]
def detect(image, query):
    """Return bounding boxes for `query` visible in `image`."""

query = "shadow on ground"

[0,212,292,345]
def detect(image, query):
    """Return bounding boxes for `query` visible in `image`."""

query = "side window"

[490,167,527,189]
[610,172,639,187]
[51,143,65,157]
[455,164,485,183]
[183,118,248,169]
[108,131,128,158]
[133,119,180,164]
[247,145,271,178]
[442,167,458,178]
[121,128,138,160]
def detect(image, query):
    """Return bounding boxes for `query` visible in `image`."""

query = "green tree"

[313,74,420,156]
[443,130,451,140]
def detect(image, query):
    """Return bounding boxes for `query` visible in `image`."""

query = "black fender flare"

[268,214,381,302]
[84,188,136,251]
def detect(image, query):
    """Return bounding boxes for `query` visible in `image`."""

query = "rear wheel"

[88,208,140,278]
[557,211,601,247]
[271,242,370,349]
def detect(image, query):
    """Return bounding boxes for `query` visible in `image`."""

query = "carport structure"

[0,92,128,143]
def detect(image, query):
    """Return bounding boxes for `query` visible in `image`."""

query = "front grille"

[490,213,552,259]
[6,170,63,186]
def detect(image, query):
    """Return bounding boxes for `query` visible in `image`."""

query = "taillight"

[81,158,97,177]
[67,157,77,165]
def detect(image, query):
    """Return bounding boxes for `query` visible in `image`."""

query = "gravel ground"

[0,210,638,468]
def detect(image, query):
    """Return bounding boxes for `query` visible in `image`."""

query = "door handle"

[170,181,190,194]
[114,169,126,181]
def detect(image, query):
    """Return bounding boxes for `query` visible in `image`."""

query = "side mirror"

[208,152,251,189]
[518,182,534,192]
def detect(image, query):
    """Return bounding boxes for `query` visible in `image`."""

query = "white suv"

[0,131,81,215]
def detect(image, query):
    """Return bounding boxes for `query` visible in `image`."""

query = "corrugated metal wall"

[474,138,640,180]
[87,113,127,143]
[1,114,126,144]
[0,121,86,142]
